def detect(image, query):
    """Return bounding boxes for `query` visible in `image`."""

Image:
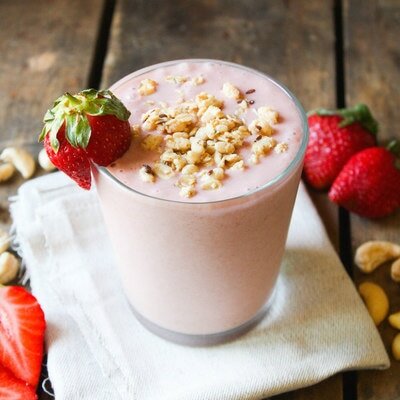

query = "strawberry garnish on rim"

[39,89,132,189]
[0,285,46,388]
[304,103,378,190]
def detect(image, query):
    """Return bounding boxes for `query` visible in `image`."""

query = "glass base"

[129,289,276,346]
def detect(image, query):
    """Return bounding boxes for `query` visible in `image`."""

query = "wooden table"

[1,1,399,399]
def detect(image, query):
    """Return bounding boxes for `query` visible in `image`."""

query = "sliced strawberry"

[0,365,37,400]
[329,143,400,218]
[304,104,377,190]
[39,89,132,189]
[0,286,46,388]
[86,114,131,166]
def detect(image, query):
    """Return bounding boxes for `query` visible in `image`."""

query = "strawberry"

[44,125,91,189]
[0,365,37,400]
[0,285,46,388]
[86,114,132,166]
[304,104,378,190]
[329,142,400,218]
[39,89,132,189]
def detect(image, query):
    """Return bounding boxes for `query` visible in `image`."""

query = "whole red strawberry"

[329,142,400,218]
[39,89,132,189]
[0,286,46,388]
[304,104,378,190]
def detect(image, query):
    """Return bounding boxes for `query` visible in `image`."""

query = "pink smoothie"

[93,60,307,342]
[107,61,302,202]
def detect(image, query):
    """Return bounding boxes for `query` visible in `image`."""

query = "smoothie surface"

[106,60,304,202]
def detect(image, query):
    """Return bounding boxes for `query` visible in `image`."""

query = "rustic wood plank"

[0,0,105,232]
[344,0,400,399]
[103,0,341,248]
[104,1,341,399]
[0,1,105,399]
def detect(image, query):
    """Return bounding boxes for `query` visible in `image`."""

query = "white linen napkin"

[11,172,389,400]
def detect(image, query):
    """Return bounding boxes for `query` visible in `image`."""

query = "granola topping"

[135,79,287,198]
[138,79,158,96]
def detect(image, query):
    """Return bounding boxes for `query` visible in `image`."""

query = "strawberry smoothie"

[93,60,308,344]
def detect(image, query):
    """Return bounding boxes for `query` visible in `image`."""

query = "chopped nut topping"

[182,164,199,175]
[257,106,279,125]
[141,134,163,151]
[231,160,245,170]
[165,75,188,84]
[275,142,288,153]
[136,83,282,197]
[138,79,158,96]
[201,172,222,190]
[179,186,196,198]
[252,137,276,156]
[176,174,196,188]
[235,100,248,116]
[139,165,155,183]
[249,119,274,136]
[153,163,175,179]
[190,76,205,86]
[222,82,242,100]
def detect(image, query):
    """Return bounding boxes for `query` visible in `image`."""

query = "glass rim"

[97,58,309,205]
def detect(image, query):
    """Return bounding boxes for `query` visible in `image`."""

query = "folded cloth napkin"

[11,172,389,400]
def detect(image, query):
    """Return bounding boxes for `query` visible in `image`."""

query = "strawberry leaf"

[48,114,64,152]
[387,140,400,170]
[310,104,379,135]
[65,114,91,148]
[39,89,131,151]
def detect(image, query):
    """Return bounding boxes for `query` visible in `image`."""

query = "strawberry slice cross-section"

[0,285,46,388]
[0,364,37,400]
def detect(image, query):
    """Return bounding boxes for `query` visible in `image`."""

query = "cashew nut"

[0,252,20,284]
[388,311,400,330]
[358,282,389,325]
[355,241,400,273]
[392,333,400,361]
[391,258,400,282]
[0,229,11,253]
[0,162,15,182]
[38,148,56,172]
[0,147,36,179]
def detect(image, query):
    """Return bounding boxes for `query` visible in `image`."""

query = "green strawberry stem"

[387,140,400,156]
[65,93,82,106]
[387,140,400,170]
[309,103,378,135]
[39,89,131,152]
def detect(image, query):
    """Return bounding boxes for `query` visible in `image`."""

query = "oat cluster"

[136,77,287,198]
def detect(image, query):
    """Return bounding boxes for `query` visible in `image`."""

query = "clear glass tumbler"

[93,60,308,345]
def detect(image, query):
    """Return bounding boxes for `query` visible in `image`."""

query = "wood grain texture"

[104,1,341,399]
[344,0,400,398]
[0,1,104,398]
[103,0,340,249]
[102,0,335,111]
[0,0,104,232]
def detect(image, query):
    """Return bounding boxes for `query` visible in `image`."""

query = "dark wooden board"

[344,0,400,398]
[103,1,341,399]
[0,0,105,232]
[0,1,105,398]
